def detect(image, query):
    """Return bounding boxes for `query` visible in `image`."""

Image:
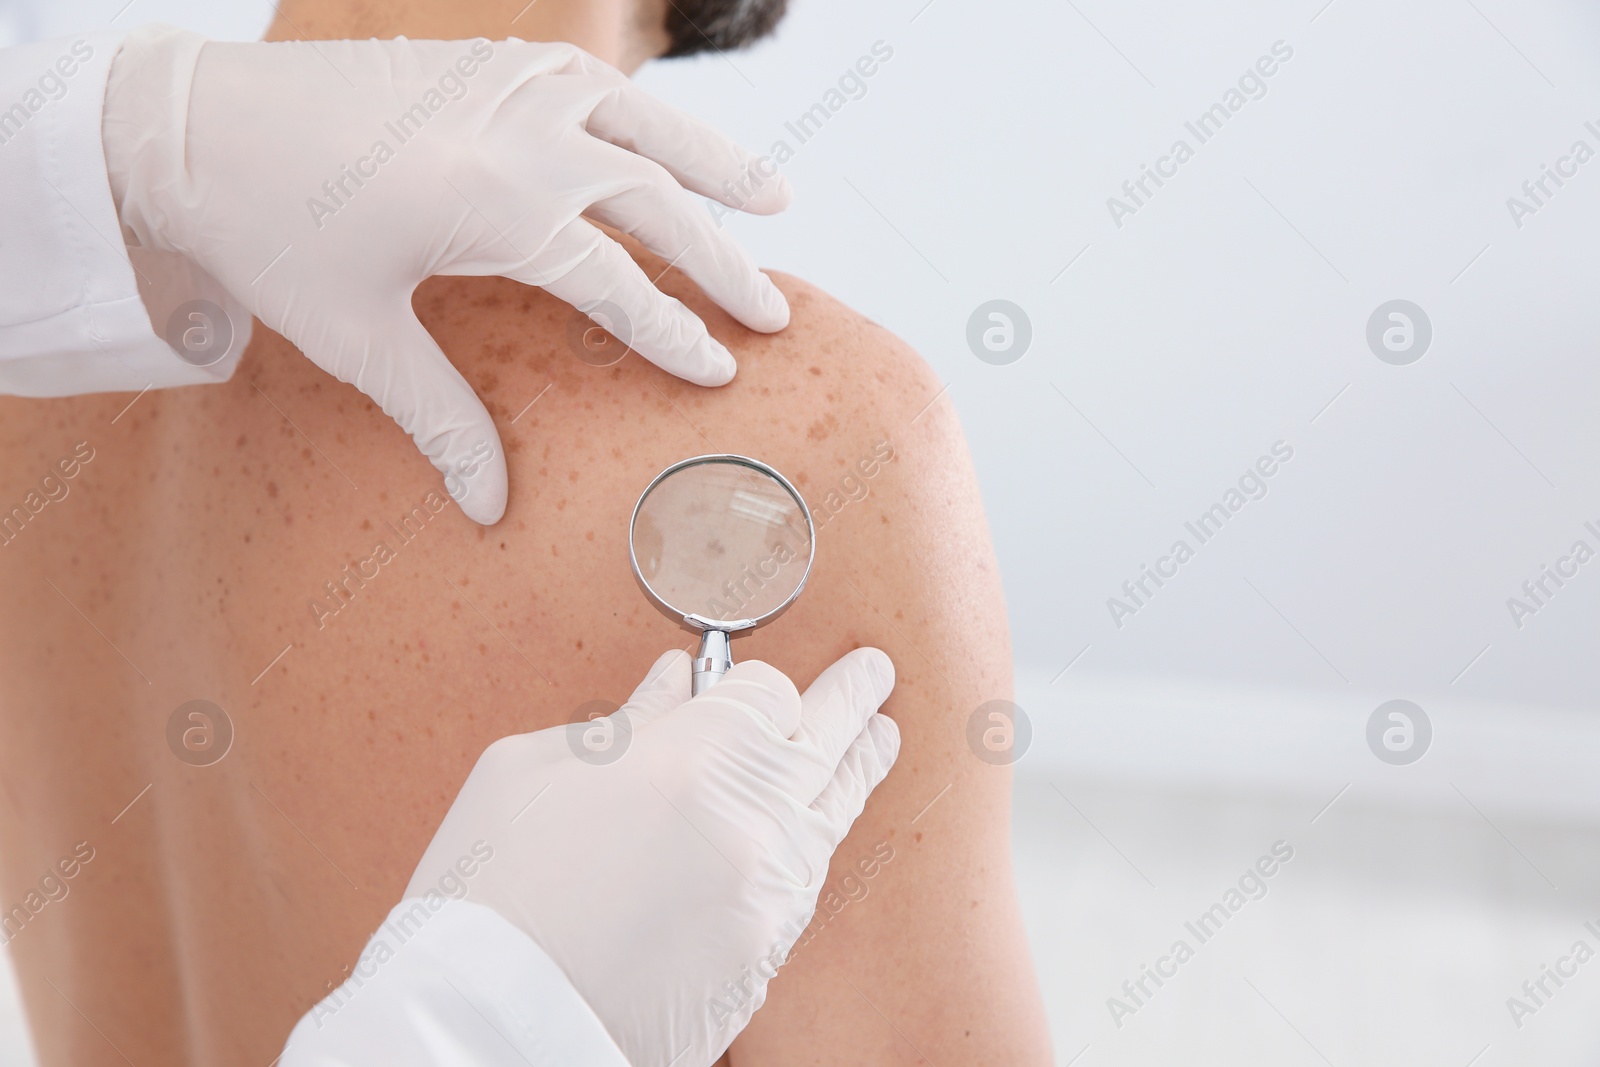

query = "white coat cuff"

[279,897,629,1067]
[0,30,247,397]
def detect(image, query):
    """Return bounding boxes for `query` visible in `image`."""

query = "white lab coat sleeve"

[279,897,631,1067]
[0,31,247,397]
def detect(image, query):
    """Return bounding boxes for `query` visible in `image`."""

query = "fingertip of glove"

[721,659,801,707]
[851,647,895,701]
[645,647,690,686]
[741,172,794,215]
[711,350,738,385]
[749,275,791,334]
[455,480,508,525]
[433,431,508,525]
[868,713,901,769]
[685,336,736,386]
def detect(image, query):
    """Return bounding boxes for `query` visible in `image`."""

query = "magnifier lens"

[632,459,811,624]
[630,456,814,694]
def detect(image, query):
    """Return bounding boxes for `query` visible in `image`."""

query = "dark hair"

[663,0,789,58]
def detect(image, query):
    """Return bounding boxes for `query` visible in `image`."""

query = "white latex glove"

[101,25,792,523]
[405,647,901,1067]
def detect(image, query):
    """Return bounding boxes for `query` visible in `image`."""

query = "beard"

[662,0,790,57]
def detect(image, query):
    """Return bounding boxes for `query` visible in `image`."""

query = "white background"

[2,0,1599,1063]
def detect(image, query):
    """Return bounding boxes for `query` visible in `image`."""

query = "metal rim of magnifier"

[628,453,817,635]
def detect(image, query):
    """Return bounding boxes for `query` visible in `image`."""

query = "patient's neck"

[265,0,669,72]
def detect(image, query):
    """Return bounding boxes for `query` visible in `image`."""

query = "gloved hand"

[101,25,792,523]
[404,647,901,1067]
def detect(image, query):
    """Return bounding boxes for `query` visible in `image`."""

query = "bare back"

[0,251,1050,1064]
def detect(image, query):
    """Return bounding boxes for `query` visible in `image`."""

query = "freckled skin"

[0,243,1049,1065]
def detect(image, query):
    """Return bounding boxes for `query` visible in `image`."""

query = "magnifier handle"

[691,629,733,696]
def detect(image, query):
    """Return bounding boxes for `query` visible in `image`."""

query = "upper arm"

[658,274,1053,1064]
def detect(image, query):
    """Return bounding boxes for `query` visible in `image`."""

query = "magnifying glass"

[629,454,816,695]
